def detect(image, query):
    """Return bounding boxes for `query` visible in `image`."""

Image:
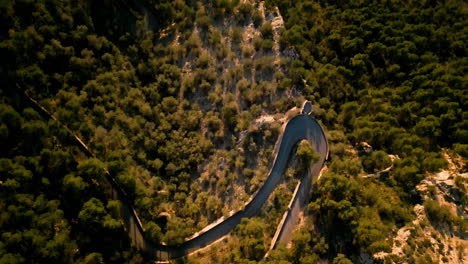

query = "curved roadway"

[23,91,328,260]
[21,91,328,261]
[149,107,328,260]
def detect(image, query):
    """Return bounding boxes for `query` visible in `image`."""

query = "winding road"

[22,92,328,261]
[148,102,329,260]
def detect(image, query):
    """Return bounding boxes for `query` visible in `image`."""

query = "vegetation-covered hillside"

[265,0,467,263]
[1,0,466,263]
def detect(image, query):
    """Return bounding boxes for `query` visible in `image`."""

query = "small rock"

[357,142,373,153]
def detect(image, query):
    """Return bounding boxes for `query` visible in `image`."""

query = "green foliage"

[0,99,138,261]
[275,0,466,171]
[333,254,353,264]
[453,144,468,158]
[424,199,465,232]
[252,9,263,27]
[296,140,321,173]
[230,27,243,45]
[79,197,122,232]
[421,152,448,173]
[261,39,274,51]
[235,2,253,24]
[145,222,163,242]
[361,150,392,173]
[196,7,211,30]
[63,174,88,198]
[309,171,411,257]
[0,194,77,263]
[290,227,328,263]
[77,158,106,182]
[260,23,273,39]
[392,160,424,192]
[81,253,104,264]
[221,103,238,130]
[329,158,362,177]
[234,218,267,261]
[79,198,107,226]
[1,0,466,262]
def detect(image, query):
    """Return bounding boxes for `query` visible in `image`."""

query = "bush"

[221,103,238,130]
[454,144,468,158]
[260,22,273,39]
[454,175,467,192]
[235,3,253,24]
[362,150,392,173]
[261,39,274,51]
[231,27,243,45]
[424,199,464,231]
[252,9,263,27]
[333,254,352,264]
[253,36,263,51]
[296,140,320,173]
[254,56,275,73]
[392,162,423,191]
[369,240,392,253]
[234,218,266,261]
[422,152,447,173]
[242,46,254,58]
[196,15,211,30]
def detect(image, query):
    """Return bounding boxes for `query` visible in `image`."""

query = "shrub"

[362,150,392,173]
[278,78,292,91]
[254,56,275,73]
[231,27,243,45]
[296,140,320,173]
[242,46,254,58]
[235,3,253,24]
[196,15,211,30]
[222,103,238,130]
[454,144,468,158]
[261,39,274,51]
[454,175,467,192]
[260,22,273,39]
[369,240,392,253]
[424,199,463,231]
[422,152,448,173]
[252,9,263,27]
[253,36,263,51]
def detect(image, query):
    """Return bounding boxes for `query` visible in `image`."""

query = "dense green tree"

[333,254,353,264]
[361,150,392,173]
[234,218,267,261]
[296,140,321,173]
[221,103,238,131]
[1,0,466,262]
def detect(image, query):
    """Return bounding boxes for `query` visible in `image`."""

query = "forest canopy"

[1,0,466,263]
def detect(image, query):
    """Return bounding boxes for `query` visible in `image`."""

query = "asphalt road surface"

[22,90,328,260]
[150,109,328,260]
